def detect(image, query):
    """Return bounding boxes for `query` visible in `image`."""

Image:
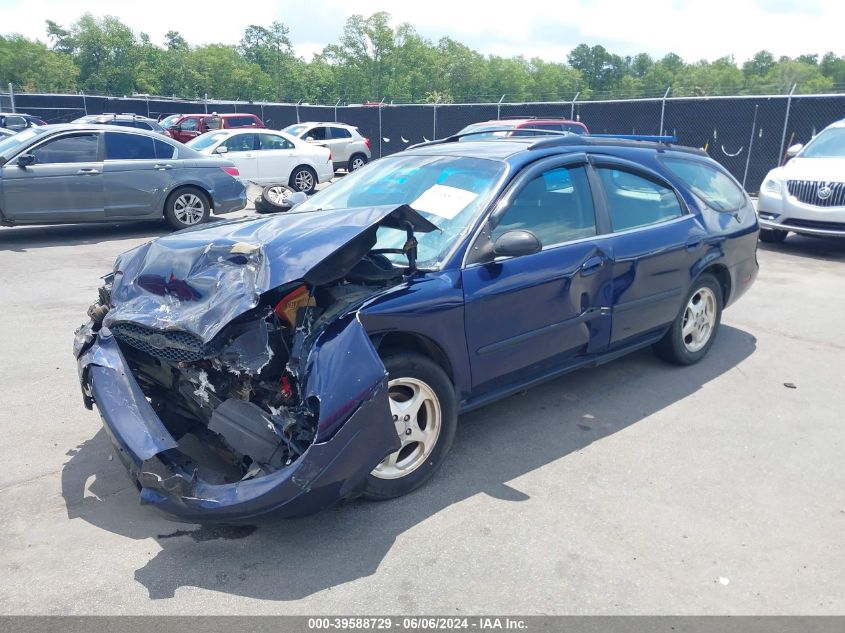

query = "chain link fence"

[4,85,845,193]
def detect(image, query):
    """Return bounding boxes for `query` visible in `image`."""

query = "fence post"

[659,87,671,135]
[378,98,385,158]
[81,90,87,115]
[742,104,759,189]
[497,94,506,120]
[570,92,580,120]
[204,93,208,114]
[433,96,441,139]
[145,95,150,118]
[296,99,302,123]
[8,83,15,113]
[777,83,798,166]
[334,99,341,122]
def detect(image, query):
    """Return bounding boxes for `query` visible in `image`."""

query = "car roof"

[403,134,708,168]
[294,121,355,126]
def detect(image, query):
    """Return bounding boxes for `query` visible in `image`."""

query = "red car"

[159,113,265,144]
[456,118,589,138]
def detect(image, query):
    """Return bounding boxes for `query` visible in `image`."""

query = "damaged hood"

[104,205,437,342]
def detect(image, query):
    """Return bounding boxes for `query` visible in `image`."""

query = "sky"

[1,0,843,64]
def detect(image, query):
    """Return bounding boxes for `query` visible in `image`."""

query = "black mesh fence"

[6,90,845,193]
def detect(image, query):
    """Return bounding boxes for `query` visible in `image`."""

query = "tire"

[288,166,317,194]
[164,187,210,230]
[759,228,788,243]
[362,352,457,500]
[653,274,723,366]
[258,184,295,213]
[348,153,368,172]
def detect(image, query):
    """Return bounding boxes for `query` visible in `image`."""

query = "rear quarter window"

[660,156,746,212]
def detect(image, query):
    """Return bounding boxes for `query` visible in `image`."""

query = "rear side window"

[105,132,157,160]
[660,157,746,212]
[225,116,258,128]
[31,133,99,164]
[329,127,352,139]
[597,168,684,231]
[154,139,176,159]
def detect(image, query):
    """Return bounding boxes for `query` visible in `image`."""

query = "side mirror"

[214,145,229,154]
[493,229,542,258]
[17,153,35,168]
[786,143,803,158]
[286,191,308,208]
[305,136,315,142]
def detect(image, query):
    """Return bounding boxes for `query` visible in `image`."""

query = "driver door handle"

[581,255,607,276]
[76,168,100,175]
[154,164,173,171]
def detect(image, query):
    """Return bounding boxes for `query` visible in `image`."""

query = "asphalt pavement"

[1,216,843,614]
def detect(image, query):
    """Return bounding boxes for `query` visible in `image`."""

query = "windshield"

[801,127,845,158]
[186,131,229,152]
[283,124,308,137]
[294,154,507,268]
[0,127,43,159]
[159,115,180,129]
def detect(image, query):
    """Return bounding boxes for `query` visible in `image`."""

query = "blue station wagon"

[75,133,759,522]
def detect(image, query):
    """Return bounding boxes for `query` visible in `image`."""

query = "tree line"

[2,12,844,104]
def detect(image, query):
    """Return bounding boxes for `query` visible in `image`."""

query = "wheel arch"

[373,331,455,385]
[698,262,732,306]
[164,183,214,215]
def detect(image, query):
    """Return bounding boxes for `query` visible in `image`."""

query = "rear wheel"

[348,153,367,171]
[653,274,723,366]
[289,166,317,194]
[164,188,210,230]
[362,352,457,500]
[759,228,788,243]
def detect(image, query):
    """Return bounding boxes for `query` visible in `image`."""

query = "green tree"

[240,22,296,101]
[0,34,78,92]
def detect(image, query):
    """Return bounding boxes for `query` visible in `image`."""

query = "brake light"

[364,137,371,150]
[328,151,332,163]
[221,166,240,177]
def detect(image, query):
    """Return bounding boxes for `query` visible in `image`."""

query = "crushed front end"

[72,207,432,522]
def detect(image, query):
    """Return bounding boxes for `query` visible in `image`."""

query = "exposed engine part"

[274,285,316,326]
[208,399,301,469]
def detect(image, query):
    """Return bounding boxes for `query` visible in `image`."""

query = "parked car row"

[0,112,47,132]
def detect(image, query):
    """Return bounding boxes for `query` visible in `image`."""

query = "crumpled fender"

[78,314,400,523]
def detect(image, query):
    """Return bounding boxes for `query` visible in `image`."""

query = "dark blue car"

[74,134,759,523]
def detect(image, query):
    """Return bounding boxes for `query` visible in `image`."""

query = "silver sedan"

[0,124,246,230]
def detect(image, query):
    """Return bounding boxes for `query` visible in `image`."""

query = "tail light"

[364,137,371,151]
[327,151,332,163]
[221,166,240,177]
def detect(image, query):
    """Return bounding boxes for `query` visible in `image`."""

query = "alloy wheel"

[682,286,717,352]
[173,193,205,225]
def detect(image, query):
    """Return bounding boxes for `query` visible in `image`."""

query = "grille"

[111,322,209,363]
[782,218,845,232]
[786,180,845,207]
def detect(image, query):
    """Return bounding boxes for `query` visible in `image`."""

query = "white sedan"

[186,129,333,194]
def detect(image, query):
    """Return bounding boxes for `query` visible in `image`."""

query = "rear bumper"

[211,182,247,215]
[75,326,397,524]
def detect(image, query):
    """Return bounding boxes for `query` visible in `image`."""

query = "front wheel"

[653,274,723,366]
[362,352,457,500]
[759,228,788,243]
[289,166,317,194]
[164,188,210,230]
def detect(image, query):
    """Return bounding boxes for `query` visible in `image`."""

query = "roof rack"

[407,127,563,149]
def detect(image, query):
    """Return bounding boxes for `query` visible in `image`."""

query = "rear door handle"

[581,255,607,276]
[154,164,173,171]
[76,168,99,175]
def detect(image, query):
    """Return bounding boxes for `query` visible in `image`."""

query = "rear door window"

[597,167,684,231]
[329,127,352,139]
[258,134,294,150]
[105,132,157,160]
[154,139,177,159]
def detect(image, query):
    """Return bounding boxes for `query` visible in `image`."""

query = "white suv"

[758,119,845,243]
[283,122,371,172]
